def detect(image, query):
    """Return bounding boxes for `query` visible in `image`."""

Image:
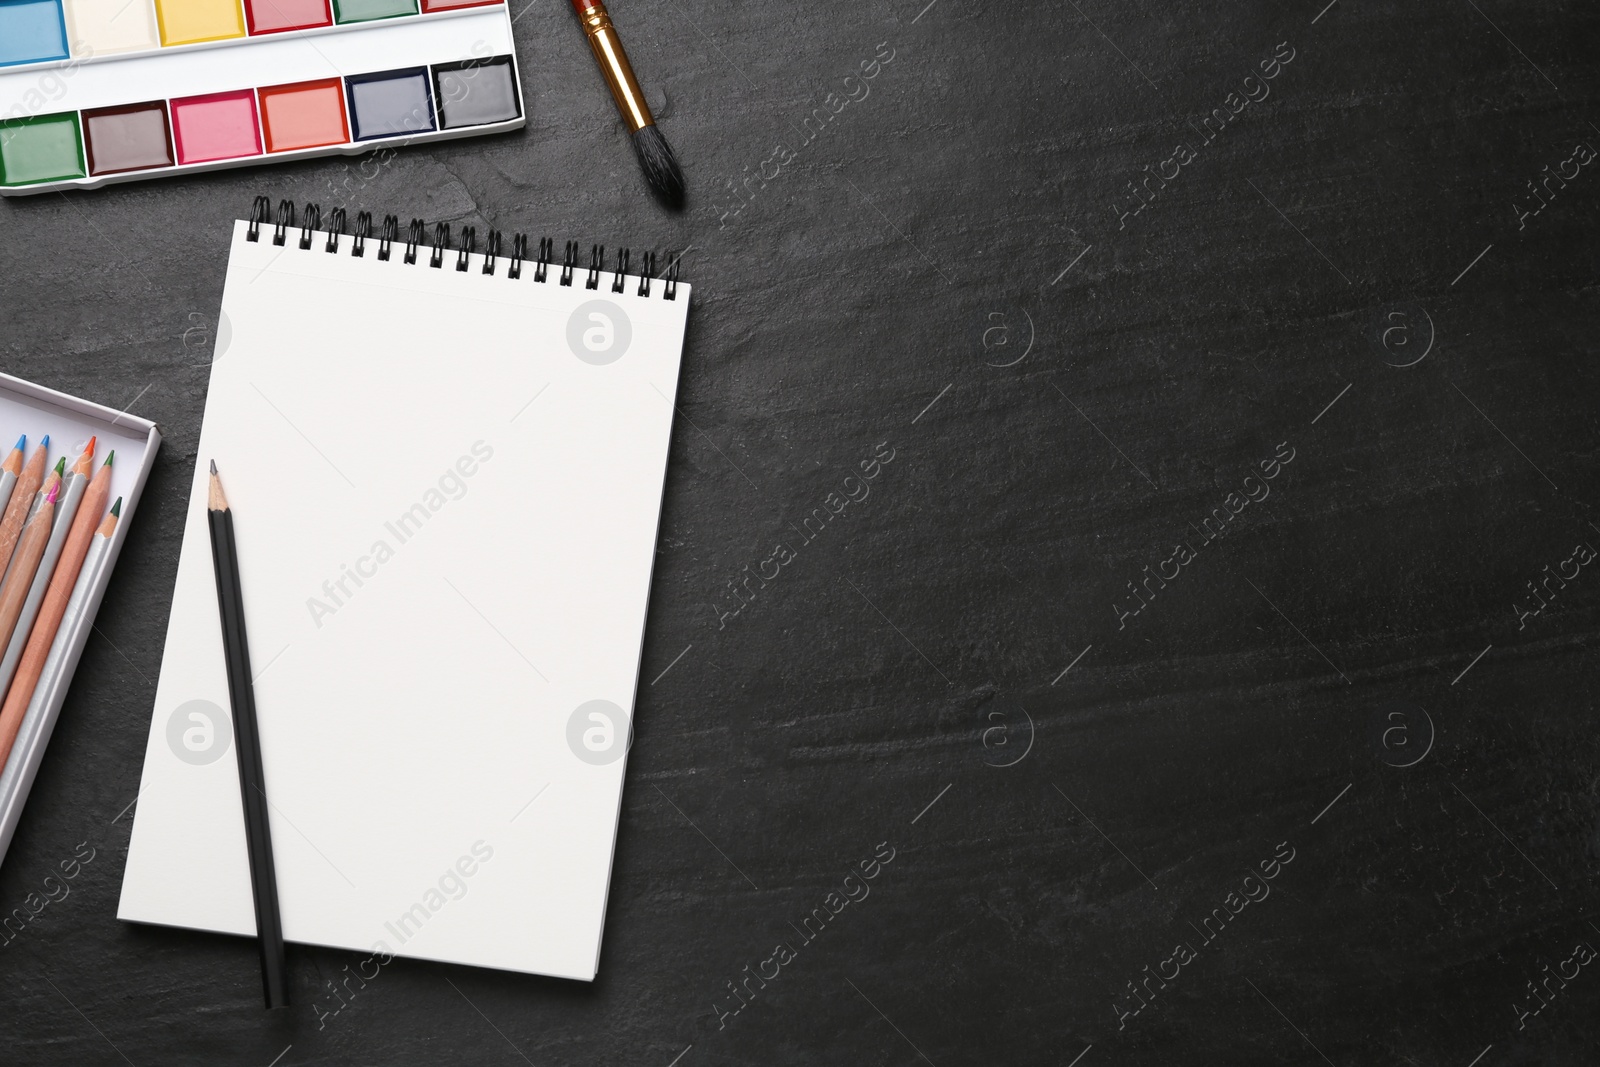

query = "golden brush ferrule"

[573,0,654,134]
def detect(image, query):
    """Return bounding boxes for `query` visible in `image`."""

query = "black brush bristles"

[631,124,685,210]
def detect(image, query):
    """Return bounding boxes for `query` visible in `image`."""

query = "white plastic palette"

[0,2,523,194]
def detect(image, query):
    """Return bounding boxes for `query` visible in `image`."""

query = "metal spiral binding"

[560,241,577,286]
[378,215,398,261]
[482,230,501,275]
[247,195,269,241]
[535,237,552,283]
[270,199,293,246]
[403,218,423,265]
[326,207,346,254]
[612,248,630,293]
[298,204,320,250]
[637,251,654,297]
[243,198,682,298]
[429,222,450,268]
[509,233,527,279]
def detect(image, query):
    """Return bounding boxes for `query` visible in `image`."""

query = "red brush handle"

[569,0,602,12]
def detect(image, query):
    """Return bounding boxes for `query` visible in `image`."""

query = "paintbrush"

[569,0,685,209]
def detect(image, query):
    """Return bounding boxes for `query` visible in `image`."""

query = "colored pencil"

[58,444,91,524]
[23,457,63,527]
[207,461,288,1009]
[0,444,94,698]
[0,437,24,531]
[0,482,55,670]
[0,499,119,804]
[0,436,48,578]
[0,449,109,765]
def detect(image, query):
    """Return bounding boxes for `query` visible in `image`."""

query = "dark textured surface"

[2,1,1599,1063]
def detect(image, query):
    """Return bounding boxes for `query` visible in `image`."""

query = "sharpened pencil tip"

[104,450,114,467]
[40,434,48,449]
[207,464,228,511]
[85,435,96,455]
[111,497,122,517]
[46,481,59,504]
[13,435,23,451]
[52,457,65,475]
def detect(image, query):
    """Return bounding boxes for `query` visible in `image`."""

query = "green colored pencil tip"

[110,497,122,517]
[104,450,114,467]
[53,457,65,474]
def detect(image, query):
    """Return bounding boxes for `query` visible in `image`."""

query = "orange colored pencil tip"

[85,435,96,454]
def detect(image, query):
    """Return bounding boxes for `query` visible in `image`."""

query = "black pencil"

[207,460,288,1009]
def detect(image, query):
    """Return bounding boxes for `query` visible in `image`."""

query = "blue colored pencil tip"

[40,434,49,448]
[12,434,23,451]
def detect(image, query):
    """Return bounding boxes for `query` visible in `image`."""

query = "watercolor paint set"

[0,0,522,194]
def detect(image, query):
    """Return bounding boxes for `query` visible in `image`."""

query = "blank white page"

[119,220,689,980]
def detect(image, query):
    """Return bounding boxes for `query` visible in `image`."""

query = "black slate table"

[2,1,1598,1064]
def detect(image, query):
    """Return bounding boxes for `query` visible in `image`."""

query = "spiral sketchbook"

[118,202,690,981]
